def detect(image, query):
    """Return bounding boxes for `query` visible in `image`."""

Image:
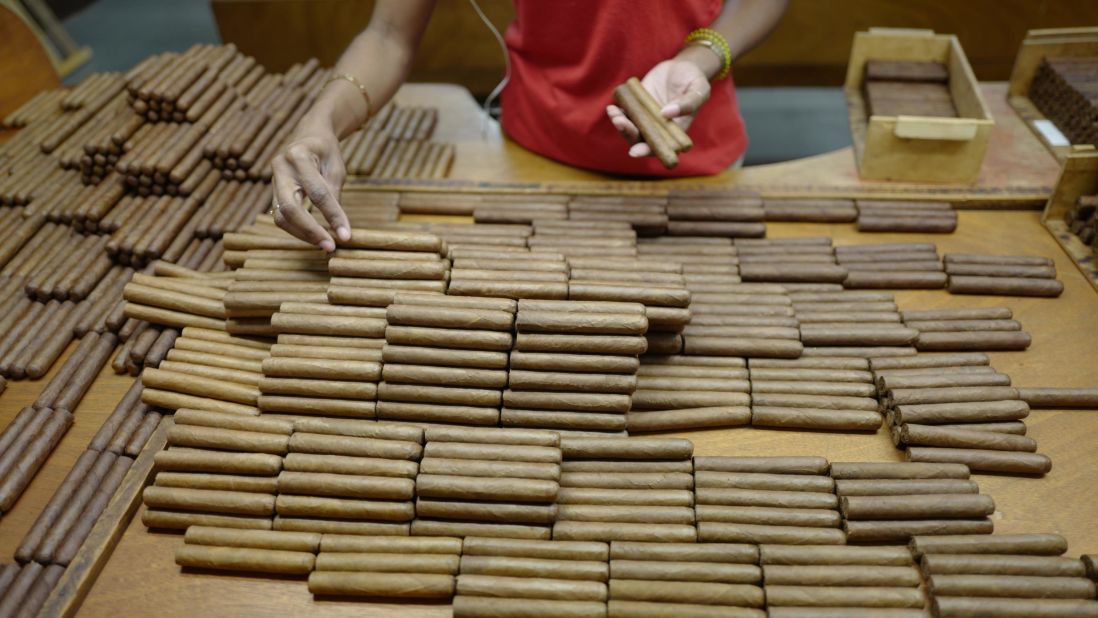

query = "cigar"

[694,471,832,493]
[764,585,924,608]
[169,424,290,455]
[0,409,74,511]
[455,574,607,602]
[683,336,803,358]
[840,493,994,520]
[944,254,1053,267]
[829,461,970,480]
[54,454,134,565]
[906,447,1051,475]
[1086,555,1098,581]
[750,405,882,431]
[377,401,499,425]
[173,337,268,360]
[900,308,1012,321]
[308,571,454,598]
[892,400,1029,425]
[259,377,377,400]
[1017,388,1098,409]
[928,573,1095,599]
[143,509,273,530]
[948,275,1063,297]
[415,474,558,503]
[559,503,692,524]
[261,357,380,382]
[800,325,919,346]
[259,396,376,418]
[154,448,283,475]
[896,423,1037,452]
[915,330,1032,351]
[315,551,460,574]
[945,263,1057,278]
[878,372,1011,391]
[763,564,922,586]
[266,345,381,363]
[887,386,1019,407]
[288,431,422,460]
[423,426,558,448]
[420,458,559,481]
[175,544,314,575]
[274,494,414,521]
[912,532,1068,558]
[510,351,638,374]
[320,534,460,554]
[382,363,507,389]
[931,596,1098,617]
[386,304,514,332]
[697,521,846,545]
[759,544,913,566]
[143,485,276,516]
[416,498,556,524]
[922,553,1087,577]
[609,578,763,606]
[166,349,263,372]
[155,472,279,493]
[385,325,513,351]
[277,471,414,500]
[638,365,750,379]
[411,519,551,540]
[272,515,409,536]
[609,559,760,586]
[696,505,839,528]
[752,393,877,411]
[835,477,979,496]
[843,271,948,289]
[843,518,993,542]
[612,83,678,168]
[627,406,751,432]
[142,367,259,406]
[17,449,101,562]
[461,536,606,561]
[695,486,837,509]
[752,381,877,397]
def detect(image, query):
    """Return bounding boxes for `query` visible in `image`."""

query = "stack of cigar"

[14,227,109,301]
[612,77,693,169]
[150,328,262,402]
[412,427,561,539]
[412,221,531,254]
[122,268,230,335]
[682,284,804,358]
[628,355,751,433]
[855,199,958,233]
[748,355,882,431]
[18,173,85,221]
[453,537,608,617]
[1,89,67,128]
[395,192,496,216]
[226,253,332,327]
[762,199,858,223]
[114,123,210,195]
[607,541,764,618]
[1029,57,1098,146]
[175,526,318,577]
[309,535,462,599]
[448,249,568,300]
[914,532,1098,617]
[38,78,128,160]
[472,198,569,224]
[635,236,739,283]
[945,253,1064,297]
[271,420,422,535]
[108,195,212,266]
[260,303,383,419]
[0,562,65,617]
[64,179,124,231]
[0,296,80,380]
[74,266,134,337]
[567,195,669,235]
[863,59,957,118]
[325,228,449,305]
[142,410,291,530]
[665,190,767,238]
[342,104,455,179]
[0,209,42,266]
[1017,386,1098,410]
[53,92,126,166]
[125,45,251,122]
[735,237,849,285]
[336,190,401,226]
[832,462,995,542]
[74,100,137,184]
[32,330,119,414]
[140,350,262,416]
[552,437,696,543]
[695,456,845,545]
[759,543,928,616]
[1068,192,1098,250]
[903,307,1032,351]
[378,295,513,426]
[0,407,74,514]
[836,242,948,290]
[529,222,634,258]
[504,299,643,434]
[201,82,311,183]
[791,288,918,359]
[188,181,271,239]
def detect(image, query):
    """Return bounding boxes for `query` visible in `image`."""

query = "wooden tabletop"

[0,83,1094,617]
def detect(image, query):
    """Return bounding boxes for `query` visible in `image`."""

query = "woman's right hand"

[270,119,352,252]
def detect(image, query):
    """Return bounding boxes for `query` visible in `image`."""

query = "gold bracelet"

[326,72,373,117]
[684,28,732,81]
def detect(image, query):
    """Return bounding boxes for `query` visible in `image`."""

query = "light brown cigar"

[143,486,276,516]
[382,363,507,389]
[509,369,636,394]
[763,564,922,586]
[557,437,692,461]
[377,381,502,407]
[154,448,283,475]
[169,424,289,454]
[738,263,848,283]
[385,325,513,351]
[932,597,1098,617]
[277,471,414,500]
[844,518,993,542]
[626,76,692,151]
[165,349,263,372]
[274,494,414,521]
[923,554,1087,577]
[415,474,558,503]
[341,228,442,252]
[453,257,568,272]
[935,420,1027,434]
[319,534,460,555]
[267,345,382,363]
[878,372,1011,391]
[609,542,755,565]
[843,271,948,289]
[912,533,1068,558]
[259,396,376,418]
[759,544,913,566]
[500,389,631,413]
[901,309,1014,324]
[274,516,410,536]
[423,426,558,447]
[609,578,762,606]
[328,257,447,279]
[23,449,110,563]
[124,282,226,318]
[386,304,513,332]
[697,522,846,545]
[637,365,750,379]
[416,498,557,524]
[690,456,823,475]
[897,423,1037,452]
[752,381,877,398]
[377,401,500,425]
[561,471,693,491]
[283,451,418,477]
[383,344,508,370]
[829,462,969,480]
[173,337,268,360]
[893,400,1030,425]
[308,571,454,598]
[461,536,606,560]
[613,83,678,168]
[751,393,877,411]
[696,505,839,528]
[628,406,751,432]
[500,407,625,432]
[557,489,693,507]
[315,551,460,574]
[644,332,683,354]
[800,325,919,346]
[915,330,1032,351]
[858,215,956,233]
[562,459,692,473]
[448,279,570,300]
[143,509,273,531]
[270,313,386,337]
[905,318,1021,332]
[453,596,609,618]
[278,334,381,349]
[948,275,1063,297]
[259,377,377,400]
[764,585,924,608]
[559,504,693,524]
[944,253,1053,267]
[509,350,638,374]
[184,526,319,553]
[642,355,747,367]
[287,431,422,459]
[456,574,607,602]
[842,260,945,272]
[835,478,978,496]
[420,458,559,481]
[142,367,259,405]
[610,559,760,585]
[907,447,1051,476]
[460,554,606,582]
[749,368,872,383]
[515,310,648,336]
[0,562,44,617]
[875,365,998,379]
[451,268,566,283]
[840,493,994,520]
[695,487,836,509]
[155,471,279,493]
[608,600,769,618]
[887,386,1020,406]
[1018,388,1098,409]
[124,302,225,331]
[928,573,1095,599]
[261,357,379,382]
[683,336,803,358]
[693,474,830,493]
[567,282,689,308]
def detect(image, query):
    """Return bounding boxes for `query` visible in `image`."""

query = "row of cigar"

[612,77,693,169]
[1068,192,1098,254]
[863,59,959,118]
[339,104,456,179]
[1029,56,1098,147]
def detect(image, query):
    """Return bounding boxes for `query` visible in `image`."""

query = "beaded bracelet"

[327,72,373,118]
[685,28,732,81]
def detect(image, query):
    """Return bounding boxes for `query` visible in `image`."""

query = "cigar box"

[1041,147,1098,292]
[845,29,993,183]
[1007,27,1098,161]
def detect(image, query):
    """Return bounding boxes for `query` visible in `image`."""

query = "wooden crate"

[844,28,994,184]
[1042,147,1098,292]
[1007,27,1098,162]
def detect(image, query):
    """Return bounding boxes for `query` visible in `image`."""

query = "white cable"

[468,0,510,135]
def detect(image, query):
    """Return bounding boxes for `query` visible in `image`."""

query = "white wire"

[468,0,510,135]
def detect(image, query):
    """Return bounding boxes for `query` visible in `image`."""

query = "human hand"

[270,120,351,252]
[607,57,712,158]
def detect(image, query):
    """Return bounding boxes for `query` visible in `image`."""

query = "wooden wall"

[211,0,1098,95]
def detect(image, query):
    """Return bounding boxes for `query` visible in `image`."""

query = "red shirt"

[500,0,747,177]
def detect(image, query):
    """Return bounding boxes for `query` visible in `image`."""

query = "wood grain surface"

[0,84,1093,617]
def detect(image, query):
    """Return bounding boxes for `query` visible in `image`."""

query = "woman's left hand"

[607,57,712,158]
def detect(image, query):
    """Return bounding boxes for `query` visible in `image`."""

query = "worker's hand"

[607,58,711,158]
[270,120,351,252]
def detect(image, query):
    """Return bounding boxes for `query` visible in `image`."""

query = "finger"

[662,78,711,118]
[607,105,640,144]
[287,147,347,245]
[318,156,351,242]
[628,143,651,158]
[271,157,336,252]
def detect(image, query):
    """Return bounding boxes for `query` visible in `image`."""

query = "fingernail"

[320,239,335,253]
[628,145,643,157]
[337,226,351,241]
[662,104,680,117]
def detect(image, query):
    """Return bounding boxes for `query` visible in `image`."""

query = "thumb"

[662,79,710,118]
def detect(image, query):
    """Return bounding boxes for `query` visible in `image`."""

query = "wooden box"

[1007,27,1098,162]
[844,28,994,184]
[1042,147,1098,291]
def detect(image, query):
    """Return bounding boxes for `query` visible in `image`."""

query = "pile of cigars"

[1029,56,1098,147]
[1069,191,1098,257]
[863,59,959,119]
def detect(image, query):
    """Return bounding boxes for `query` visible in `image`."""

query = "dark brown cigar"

[915,330,1032,351]
[627,407,751,432]
[55,454,134,565]
[944,254,1053,267]
[948,275,1063,297]
[892,399,1030,425]
[695,487,836,510]
[829,461,969,479]
[896,423,1036,452]
[835,478,978,496]
[1017,388,1098,409]
[840,493,994,520]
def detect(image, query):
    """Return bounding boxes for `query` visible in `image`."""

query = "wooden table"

[0,83,1094,617]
